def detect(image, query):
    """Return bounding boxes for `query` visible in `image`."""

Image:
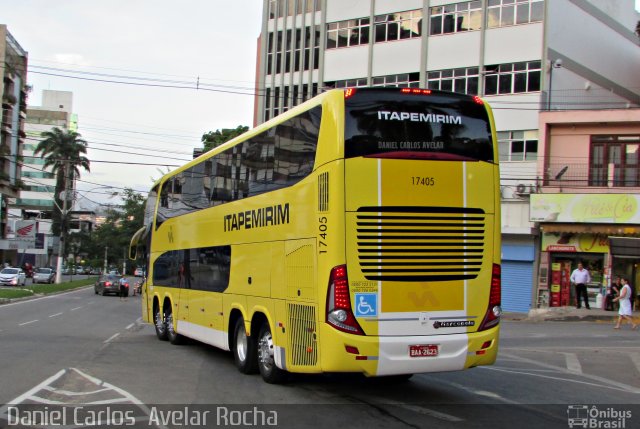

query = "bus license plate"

[409,344,439,357]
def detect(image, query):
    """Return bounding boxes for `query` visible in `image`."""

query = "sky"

[2,1,640,209]
[1,1,263,209]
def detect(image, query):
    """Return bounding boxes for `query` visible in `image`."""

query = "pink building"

[533,109,640,309]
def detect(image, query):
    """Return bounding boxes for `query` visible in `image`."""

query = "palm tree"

[34,127,90,236]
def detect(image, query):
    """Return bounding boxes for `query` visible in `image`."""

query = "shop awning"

[609,236,640,258]
[540,223,640,235]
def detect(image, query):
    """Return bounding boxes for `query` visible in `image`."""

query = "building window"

[590,136,640,187]
[487,0,544,29]
[326,18,370,49]
[371,73,420,88]
[324,78,368,89]
[22,171,55,179]
[429,1,482,35]
[375,9,423,42]
[498,131,538,161]
[427,67,479,95]
[484,61,541,95]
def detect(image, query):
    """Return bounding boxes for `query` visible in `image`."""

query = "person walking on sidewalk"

[570,262,591,309]
[613,277,637,329]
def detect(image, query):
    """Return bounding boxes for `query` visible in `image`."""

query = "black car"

[94,274,128,296]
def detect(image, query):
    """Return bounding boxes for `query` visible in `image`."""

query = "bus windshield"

[344,89,494,162]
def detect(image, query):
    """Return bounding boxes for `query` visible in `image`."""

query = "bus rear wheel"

[165,307,184,345]
[233,318,257,374]
[257,323,287,384]
[154,304,168,341]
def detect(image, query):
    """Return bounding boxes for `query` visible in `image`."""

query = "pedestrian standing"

[606,276,621,311]
[613,278,637,329]
[119,276,128,301]
[570,262,591,309]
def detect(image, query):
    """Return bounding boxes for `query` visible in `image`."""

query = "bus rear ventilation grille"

[354,206,486,282]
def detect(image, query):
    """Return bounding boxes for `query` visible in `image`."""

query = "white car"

[33,267,55,284]
[134,268,145,277]
[0,268,27,286]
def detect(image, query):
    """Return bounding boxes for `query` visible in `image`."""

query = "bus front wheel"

[257,323,287,384]
[233,318,257,374]
[154,304,168,341]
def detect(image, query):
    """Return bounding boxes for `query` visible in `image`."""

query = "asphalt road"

[0,288,639,428]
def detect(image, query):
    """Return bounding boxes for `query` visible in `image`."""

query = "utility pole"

[55,161,69,284]
[104,246,108,274]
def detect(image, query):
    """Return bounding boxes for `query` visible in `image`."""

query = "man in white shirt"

[570,262,591,309]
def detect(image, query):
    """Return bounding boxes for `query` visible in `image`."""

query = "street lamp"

[547,58,563,111]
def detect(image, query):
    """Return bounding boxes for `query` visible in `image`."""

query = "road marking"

[70,306,83,311]
[0,286,93,308]
[104,333,120,343]
[49,312,63,318]
[494,352,640,394]
[126,323,135,330]
[561,352,583,374]
[630,352,640,375]
[0,368,169,429]
[19,319,38,326]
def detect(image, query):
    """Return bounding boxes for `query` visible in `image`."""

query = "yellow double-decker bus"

[131,88,501,383]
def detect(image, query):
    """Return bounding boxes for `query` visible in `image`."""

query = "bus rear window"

[344,89,494,162]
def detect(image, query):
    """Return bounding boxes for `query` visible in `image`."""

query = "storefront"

[501,238,535,313]
[531,194,640,309]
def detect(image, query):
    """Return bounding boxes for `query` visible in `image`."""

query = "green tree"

[201,125,249,152]
[89,188,146,274]
[34,127,90,238]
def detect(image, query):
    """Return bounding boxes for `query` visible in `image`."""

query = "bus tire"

[165,306,184,345]
[257,322,288,384]
[154,303,168,341]
[233,318,258,374]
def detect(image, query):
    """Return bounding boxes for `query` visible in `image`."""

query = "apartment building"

[0,24,28,265]
[256,0,640,312]
[8,90,76,267]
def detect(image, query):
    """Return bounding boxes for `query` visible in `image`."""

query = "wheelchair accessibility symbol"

[354,293,378,317]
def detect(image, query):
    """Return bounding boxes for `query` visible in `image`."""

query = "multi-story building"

[255,0,640,312]
[532,109,640,310]
[0,24,28,265]
[8,90,76,267]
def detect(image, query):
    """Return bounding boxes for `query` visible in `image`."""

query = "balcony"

[543,162,640,190]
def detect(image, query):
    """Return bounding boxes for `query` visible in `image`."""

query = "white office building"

[256,0,640,312]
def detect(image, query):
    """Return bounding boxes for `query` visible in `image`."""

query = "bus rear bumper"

[319,325,499,376]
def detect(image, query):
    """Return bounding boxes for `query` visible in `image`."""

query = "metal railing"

[544,162,640,188]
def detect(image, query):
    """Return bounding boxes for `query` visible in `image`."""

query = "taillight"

[400,88,432,95]
[479,264,501,331]
[473,95,484,105]
[344,88,357,99]
[326,265,364,335]
[105,282,111,287]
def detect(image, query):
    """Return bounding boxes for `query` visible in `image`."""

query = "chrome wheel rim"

[155,308,165,334]
[258,329,275,371]
[166,312,175,336]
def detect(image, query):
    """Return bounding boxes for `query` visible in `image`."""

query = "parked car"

[32,267,55,284]
[0,268,27,286]
[94,274,128,296]
[134,268,145,277]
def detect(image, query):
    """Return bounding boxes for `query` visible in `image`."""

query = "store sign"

[542,233,610,253]
[530,194,640,223]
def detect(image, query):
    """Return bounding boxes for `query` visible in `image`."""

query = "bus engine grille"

[355,206,486,282]
[288,303,318,367]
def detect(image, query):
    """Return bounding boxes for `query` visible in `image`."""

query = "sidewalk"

[503,306,624,323]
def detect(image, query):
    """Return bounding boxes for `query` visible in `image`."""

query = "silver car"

[0,268,27,286]
[33,267,55,284]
